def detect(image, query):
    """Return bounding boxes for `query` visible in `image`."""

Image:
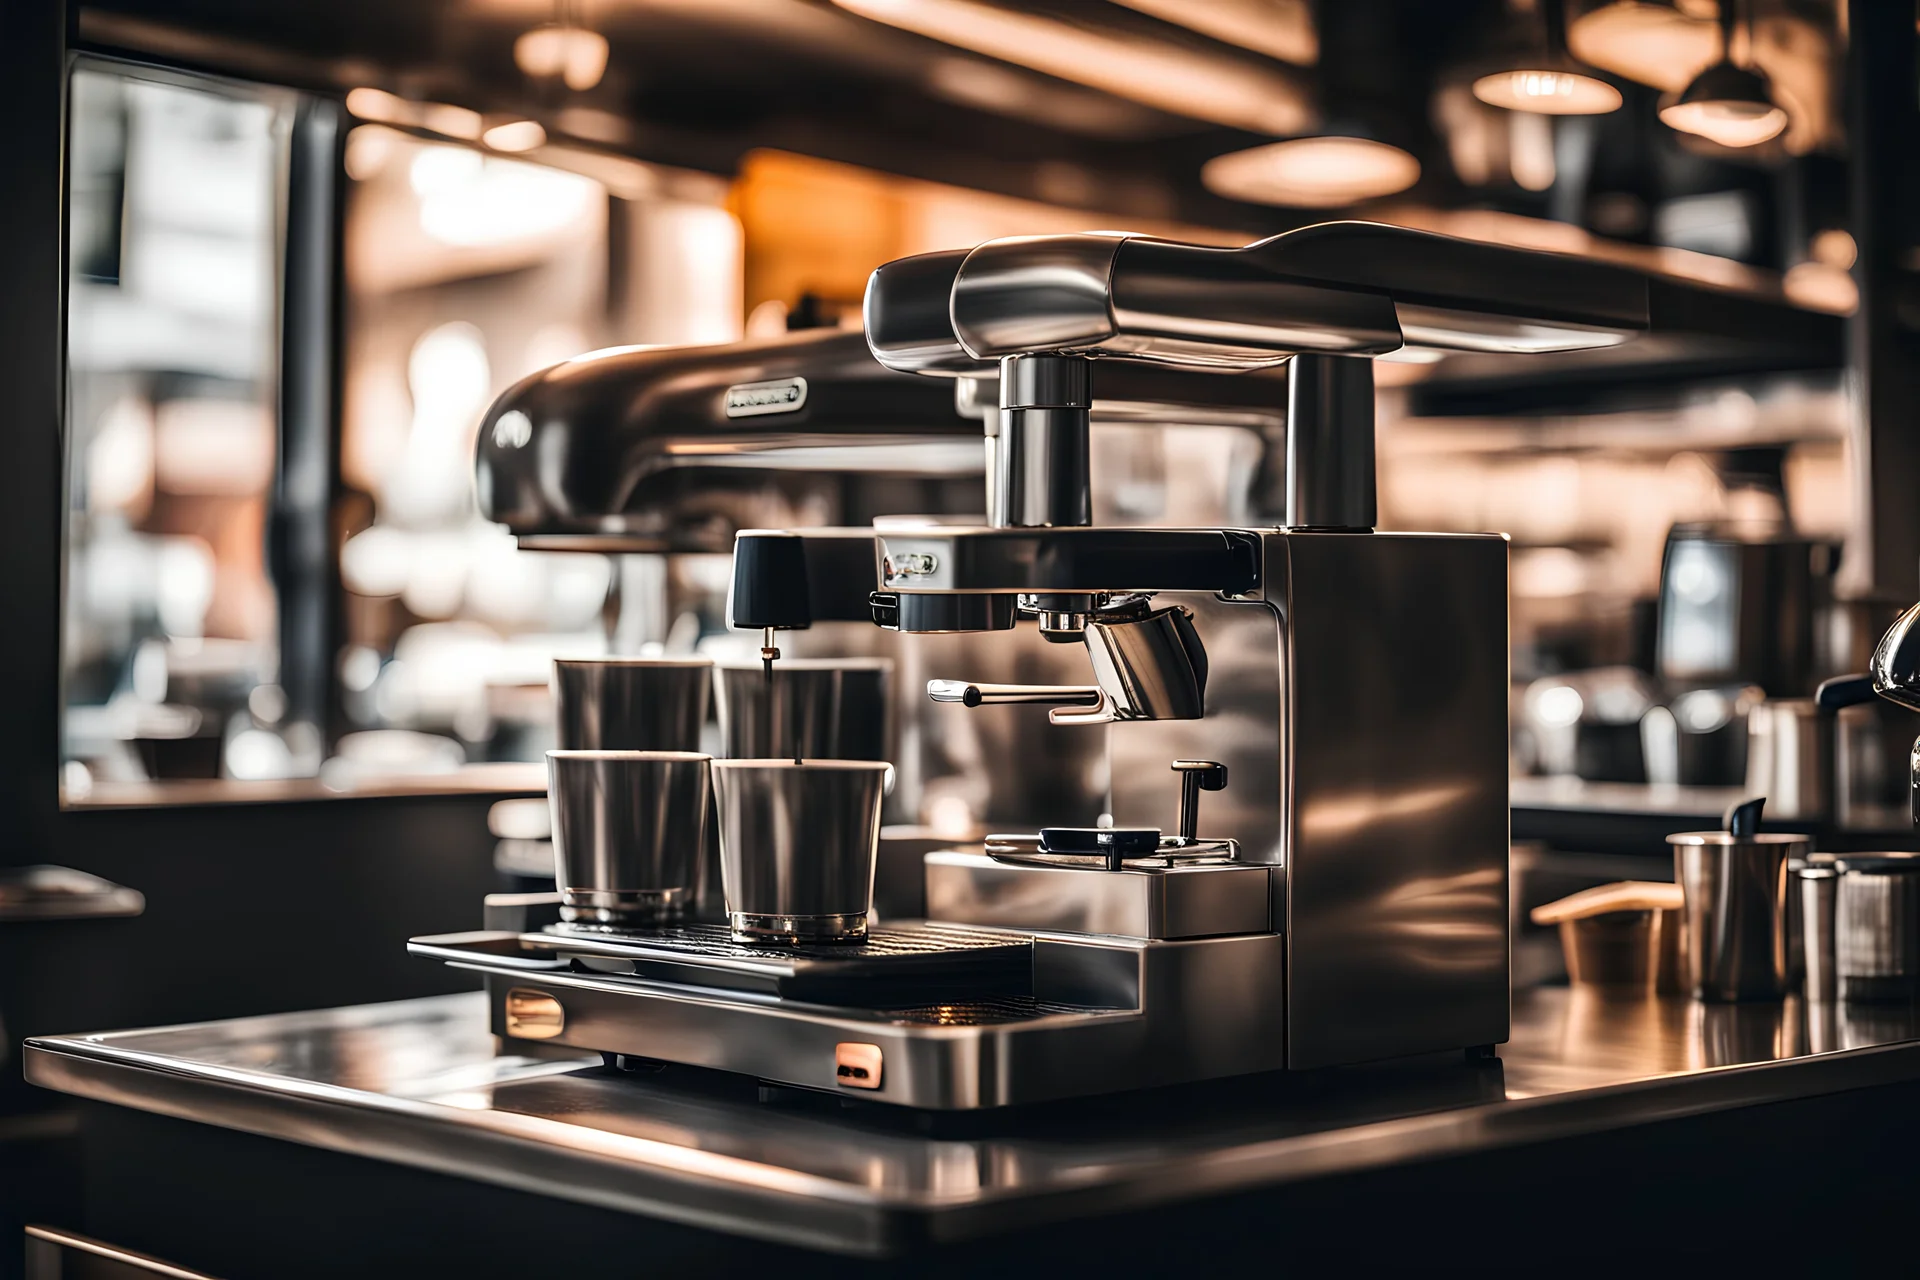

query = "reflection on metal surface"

[25,989,1920,1257]
[1067,604,1207,724]
[1296,782,1482,839]
[0,865,146,922]
[24,1225,224,1280]
[834,1042,883,1090]
[924,850,1274,939]
[504,988,566,1039]
[866,223,1658,380]
[1276,532,1512,1069]
[952,236,1124,358]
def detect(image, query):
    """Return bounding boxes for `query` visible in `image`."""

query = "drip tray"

[412,923,1033,1006]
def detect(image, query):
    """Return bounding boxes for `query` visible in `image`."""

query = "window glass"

[63,65,293,798]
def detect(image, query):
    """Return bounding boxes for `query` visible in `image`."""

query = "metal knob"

[1171,760,1228,843]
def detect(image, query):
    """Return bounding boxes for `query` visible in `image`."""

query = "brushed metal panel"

[924,851,1272,939]
[1279,531,1511,1067]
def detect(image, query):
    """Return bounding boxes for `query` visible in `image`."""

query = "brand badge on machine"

[724,377,809,418]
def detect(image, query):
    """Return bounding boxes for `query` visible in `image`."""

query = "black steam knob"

[1172,760,1228,843]
[728,530,812,632]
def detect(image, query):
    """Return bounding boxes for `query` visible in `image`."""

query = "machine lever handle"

[1171,760,1229,843]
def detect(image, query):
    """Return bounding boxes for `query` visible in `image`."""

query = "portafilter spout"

[926,597,1208,726]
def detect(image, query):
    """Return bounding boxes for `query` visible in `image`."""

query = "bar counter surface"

[23,985,1920,1270]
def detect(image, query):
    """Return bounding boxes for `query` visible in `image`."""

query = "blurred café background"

[53,0,1882,816]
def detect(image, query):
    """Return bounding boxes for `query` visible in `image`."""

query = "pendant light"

[1658,0,1786,147]
[515,0,610,92]
[1203,1,1420,210]
[1472,1,1622,115]
[1201,133,1420,208]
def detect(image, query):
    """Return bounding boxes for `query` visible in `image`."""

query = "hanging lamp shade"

[1473,62,1622,114]
[1658,0,1786,147]
[1202,133,1421,208]
[1471,2,1620,115]
[1659,60,1786,147]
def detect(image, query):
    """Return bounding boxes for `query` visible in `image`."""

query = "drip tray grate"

[551,921,1020,961]
[528,920,1033,1006]
[883,996,1121,1026]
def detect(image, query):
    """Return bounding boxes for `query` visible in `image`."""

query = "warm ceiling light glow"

[1472,68,1622,114]
[1202,137,1420,209]
[344,89,483,141]
[829,0,1309,135]
[1659,60,1787,148]
[423,103,483,140]
[483,119,548,152]
[1659,97,1786,147]
[1567,1,1717,93]
[1783,261,1858,315]
[514,24,610,91]
[343,125,400,181]
[1659,0,1788,150]
[1105,0,1317,66]
[345,87,409,122]
[1811,228,1857,271]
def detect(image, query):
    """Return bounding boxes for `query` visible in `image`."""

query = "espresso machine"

[417,221,1777,1106]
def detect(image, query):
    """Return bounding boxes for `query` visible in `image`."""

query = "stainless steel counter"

[25,989,1920,1257]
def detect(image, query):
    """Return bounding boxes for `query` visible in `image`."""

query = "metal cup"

[551,658,713,752]
[713,659,890,762]
[711,759,889,943]
[1797,863,1840,1002]
[1834,853,1920,1003]
[1669,829,1807,1001]
[547,750,711,927]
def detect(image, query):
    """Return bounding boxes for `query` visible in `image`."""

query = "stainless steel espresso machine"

[416,221,1768,1107]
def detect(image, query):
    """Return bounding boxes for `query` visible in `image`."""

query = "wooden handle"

[1530,879,1684,926]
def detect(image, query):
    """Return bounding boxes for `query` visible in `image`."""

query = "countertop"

[26,987,1920,1256]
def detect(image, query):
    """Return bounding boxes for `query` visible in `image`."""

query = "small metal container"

[1833,852,1920,1004]
[1796,863,1840,1002]
[552,658,713,752]
[547,750,712,927]
[711,759,890,944]
[713,659,890,762]
[1669,827,1808,1002]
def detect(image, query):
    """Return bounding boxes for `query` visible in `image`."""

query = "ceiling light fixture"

[829,0,1310,135]
[1658,0,1786,147]
[1472,1,1621,115]
[1202,135,1420,209]
[1568,0,1717,94]
[514,24,610,92]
